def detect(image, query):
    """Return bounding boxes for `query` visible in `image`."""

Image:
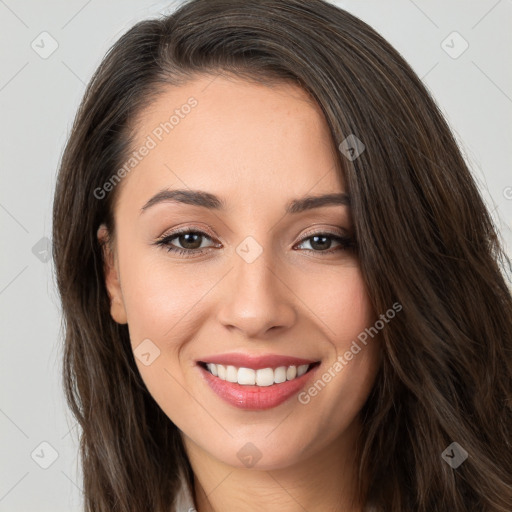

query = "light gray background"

[1,1,511,511]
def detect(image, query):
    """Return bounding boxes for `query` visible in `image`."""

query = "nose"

[216,248,297,339]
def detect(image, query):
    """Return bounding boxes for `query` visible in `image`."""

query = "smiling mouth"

[198,361,321,387]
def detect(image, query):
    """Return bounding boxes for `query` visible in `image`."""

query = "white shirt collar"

[174,467,196,512]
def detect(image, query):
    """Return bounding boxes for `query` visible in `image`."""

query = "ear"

[97,224,128,325]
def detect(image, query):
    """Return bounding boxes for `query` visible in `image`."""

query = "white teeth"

[226,365,238,383]
[297,364,309,377]
[256,368,274,387]
[217,364,226,380]
[286,365,297,380]
[203,363,313,386]
[238,367,256,385]
[274,366,287,384]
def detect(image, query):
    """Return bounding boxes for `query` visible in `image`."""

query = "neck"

[183,416,365,512]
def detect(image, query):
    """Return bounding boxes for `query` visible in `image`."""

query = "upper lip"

[197,353,319,370]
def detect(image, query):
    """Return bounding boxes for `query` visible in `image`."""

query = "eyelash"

[154,227,356,258]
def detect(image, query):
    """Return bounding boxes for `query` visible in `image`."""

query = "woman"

[52,0,512,510]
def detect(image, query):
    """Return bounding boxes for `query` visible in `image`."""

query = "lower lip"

[198,364,320,410]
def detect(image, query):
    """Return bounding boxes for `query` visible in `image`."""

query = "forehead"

[115,75,344,213]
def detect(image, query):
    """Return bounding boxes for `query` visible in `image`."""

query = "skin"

[98,74,382,512]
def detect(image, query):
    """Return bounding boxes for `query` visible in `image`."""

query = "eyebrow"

[140,188,350,215]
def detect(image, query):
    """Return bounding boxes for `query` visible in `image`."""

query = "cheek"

[296,267,380,416]
[117,251,207,423]
[301,265,375,351]
[333,270,380,395]
[119,247,213,344]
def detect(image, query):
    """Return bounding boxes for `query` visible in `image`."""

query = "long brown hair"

[52,0,512,510]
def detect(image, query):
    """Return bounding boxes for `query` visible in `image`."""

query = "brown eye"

[295,232,355,254]
[155,228,218,257]
[173,232,205,250]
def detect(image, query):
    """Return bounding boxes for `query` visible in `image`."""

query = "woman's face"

[99,74,381,470]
